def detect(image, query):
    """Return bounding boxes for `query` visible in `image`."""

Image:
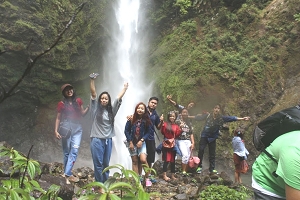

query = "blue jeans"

[61,121,82,176]
[90,137,112,183]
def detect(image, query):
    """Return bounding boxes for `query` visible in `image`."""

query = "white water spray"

[99,0,151,171]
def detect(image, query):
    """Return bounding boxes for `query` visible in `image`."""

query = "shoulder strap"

[262,149,279,177]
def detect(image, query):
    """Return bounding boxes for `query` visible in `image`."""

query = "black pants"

[197,137,216,172]
[163,161,176,173]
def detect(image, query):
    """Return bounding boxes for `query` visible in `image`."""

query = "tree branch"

[0,2,86,104]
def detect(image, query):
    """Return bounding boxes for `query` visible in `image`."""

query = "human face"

[100,94,109,106]
[63,87,73,98]
[187,102,194,109]
[148,99,158,110]
[169,113,176,123]
[213,105,220,115]
[181,109,189,119]
[136,104,146,116]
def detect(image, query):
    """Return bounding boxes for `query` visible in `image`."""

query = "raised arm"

[90,78,97,99]
[117,82,129,100]
[166,95,177,106]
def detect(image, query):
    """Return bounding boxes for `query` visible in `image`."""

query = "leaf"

[27,161,36,179]
[108,193,121,200]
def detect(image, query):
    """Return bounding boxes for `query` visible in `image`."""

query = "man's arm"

[286,184,300,200]
[117,82,128,100]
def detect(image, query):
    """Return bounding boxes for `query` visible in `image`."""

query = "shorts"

[146,140,156,164]
[127,142,147,157]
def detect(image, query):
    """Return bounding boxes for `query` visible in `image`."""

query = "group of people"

[54,72,300,199]
[54,74,251,184]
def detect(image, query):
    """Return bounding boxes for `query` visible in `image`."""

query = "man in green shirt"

[252,131,300,199]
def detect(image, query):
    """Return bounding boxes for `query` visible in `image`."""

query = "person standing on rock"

[54,83,89,184]
[192,104,250,174]
[124,102,152,181]
[232,128,249,184]
[89,73,128,184]
[160,111,182,181]
[146,97,163,183]
[177,108,195,176]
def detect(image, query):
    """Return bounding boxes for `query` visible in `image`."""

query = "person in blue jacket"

[124,102,153,177]
[193,104,250,174]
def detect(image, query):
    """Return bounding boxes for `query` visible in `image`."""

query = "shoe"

[67,175,79,183]
[196,167,202,174]
[139,175,144,183]
[89,73,99,79]
[210,169,218,174]
[145,178,152,187]
[182,171,188,177]
[149,175,157,183]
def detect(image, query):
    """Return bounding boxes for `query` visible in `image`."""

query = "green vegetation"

[200,184,251,200]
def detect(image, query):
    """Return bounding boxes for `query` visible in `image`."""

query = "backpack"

[253,105,300,151]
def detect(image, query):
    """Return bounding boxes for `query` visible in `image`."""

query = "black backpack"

[253,105,300,151]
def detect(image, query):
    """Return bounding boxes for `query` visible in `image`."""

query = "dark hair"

[62,89,81,114]
[234,128,244,139]
[166,110,178,132]
[149,97,159,102]
[96,91,114,125]
[131,102,152,126]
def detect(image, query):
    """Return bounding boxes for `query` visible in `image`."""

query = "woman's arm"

[55,112,61,139]
[90,79,97,99]
[166,95,177,106]
[190,134,195,150]
[117,82,129,100]
[80,104,89,116]
[157,114,164,130]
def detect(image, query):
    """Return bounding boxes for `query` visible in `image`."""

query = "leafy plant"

[200,184,250,200]
[0,146,62,200]
[76,164,158,200]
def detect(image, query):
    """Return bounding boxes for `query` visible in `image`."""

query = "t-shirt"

[56,98,83,120]
[252,131,300,197]
[90,97,122,139]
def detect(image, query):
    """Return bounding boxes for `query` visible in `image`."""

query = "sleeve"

[154,113,160,127]
[222,116,238,122]
[57,101,64,113]
[124,120,132,142]
[76,98,83,107]
[112,98,122,117]
[175,125,182,138]
[194,113,209,121]
[277,146,300,190]
[90,98,97,119]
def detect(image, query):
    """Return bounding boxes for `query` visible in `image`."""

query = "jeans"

[198,137,216,172]
[61,121,82,176]
[90,137,112,183]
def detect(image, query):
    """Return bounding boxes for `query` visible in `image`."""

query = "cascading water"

[98,0,152,171]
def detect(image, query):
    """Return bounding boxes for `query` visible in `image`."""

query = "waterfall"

[98,0,151,171]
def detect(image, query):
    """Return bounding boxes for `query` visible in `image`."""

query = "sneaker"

[182,171,188,177]
[210,169,218,174]
[149,175,157,183]
[89,73,99,79]
[145,178,152,187]
[196,167,202,174]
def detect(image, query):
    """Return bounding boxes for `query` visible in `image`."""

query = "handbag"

[162,138,175,149]
[188,152,200,169]
[240,160,249,174]
[58,123,71,138]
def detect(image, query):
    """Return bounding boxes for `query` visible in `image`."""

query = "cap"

[61,84,73,92]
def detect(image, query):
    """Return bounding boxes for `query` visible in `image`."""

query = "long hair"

[96,91,114,125]
[131,102,151,126]
[166,110,178,132]
[62,89,80,114]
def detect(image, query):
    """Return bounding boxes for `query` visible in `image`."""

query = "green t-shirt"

[252,130,300,197]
